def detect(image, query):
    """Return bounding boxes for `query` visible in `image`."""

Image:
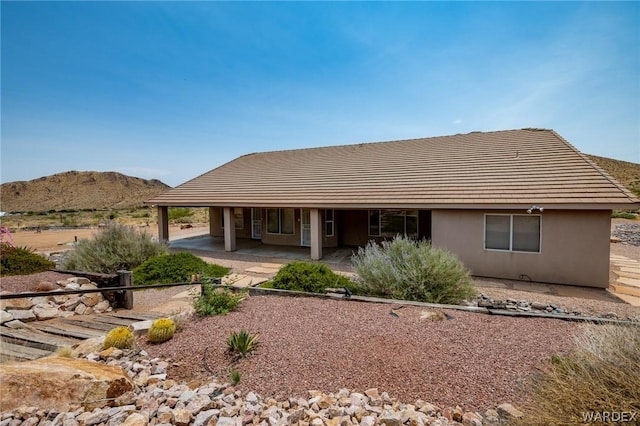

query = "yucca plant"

[103,326,135,350]
[147,318,176,343]
[226,330,260,359]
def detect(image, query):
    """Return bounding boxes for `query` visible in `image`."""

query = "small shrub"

[611,210,638,220]
[268,261,359,294]
[519,324,640,425]
[194,284,244,316]
[103,326,135,350]
[0,244,55,276]
[352,235,476,304]
[230,368,241,385]
[61,222,167,273]
[53,346,74,358]
[227,330,260,359]
[147,318,177,343]
[133,252,229,286]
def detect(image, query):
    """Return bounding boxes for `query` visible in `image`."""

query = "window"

[220,208,244,229]
[325,209,334,237]
[485,214,541,253]
[369,209,418,237]
[266,208,295,235]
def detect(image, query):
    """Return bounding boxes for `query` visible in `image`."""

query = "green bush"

[352,235,476,304]
[133,252,229,286]
[0,244,55,276]
[268,261,358,294]
[520,324,640,425]
[194,284,244,316]
[611,210,638,219]
[226,330,260,359]
[61,222,166,273]
[168,207,194,223]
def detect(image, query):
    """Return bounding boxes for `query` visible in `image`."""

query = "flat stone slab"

[612,292,640,307]
[617,277,640,289]
[246,266,280,274]
[259,263,284,269]
[614,270,640,279]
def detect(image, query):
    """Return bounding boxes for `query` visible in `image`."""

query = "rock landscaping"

[470,293,638,322]
[0,277,113,327]
[611,222,640,246]
[0,347,524,426]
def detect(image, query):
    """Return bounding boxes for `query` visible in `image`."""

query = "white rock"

[0,309,13,324]
[6,309,36,322]
[33,304,60,320]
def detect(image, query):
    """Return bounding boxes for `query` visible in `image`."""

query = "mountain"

[586,155,640,198]
[0,171,171,212]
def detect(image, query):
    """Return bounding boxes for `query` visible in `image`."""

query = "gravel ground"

[138,294,578,412]
[0,271,76,293]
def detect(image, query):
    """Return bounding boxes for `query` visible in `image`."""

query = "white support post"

[223,207,236,252]
[310,208,323,260]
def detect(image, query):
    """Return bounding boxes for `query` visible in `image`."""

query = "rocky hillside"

[587,155,640,198]
[0,171,170,212]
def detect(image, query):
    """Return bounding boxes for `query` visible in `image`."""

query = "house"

[147,128,639,288]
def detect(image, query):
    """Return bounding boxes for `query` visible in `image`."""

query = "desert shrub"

[611,210,638,219]
[227,330,259,359]
[352,235,476,304]
[103,326,135,350]
[520,324,640,426]
[168,207,193,223]
[194,284,244,316]
[147,318,176,343]
[268,261,359,294]
[0,244,55,276]
[61,222,166,273]
[133,252,229,286]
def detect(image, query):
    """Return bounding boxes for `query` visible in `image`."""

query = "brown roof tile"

[147,129,639,209]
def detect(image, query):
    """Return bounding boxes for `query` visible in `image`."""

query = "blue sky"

[2,1,639,187]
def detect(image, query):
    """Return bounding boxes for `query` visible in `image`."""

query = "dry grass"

[519,324,640,425]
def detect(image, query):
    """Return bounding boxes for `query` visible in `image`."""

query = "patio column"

[310,208,323,260]
[208,207,217,237]
[223,207,236,252]
[157,206,169,244]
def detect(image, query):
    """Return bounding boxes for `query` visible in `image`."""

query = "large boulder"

[0,356,133,412]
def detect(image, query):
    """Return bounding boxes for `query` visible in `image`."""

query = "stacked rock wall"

[0,277,113,327]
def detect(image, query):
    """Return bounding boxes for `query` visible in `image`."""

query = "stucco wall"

[431,209,611,288]
[209,207,252,239]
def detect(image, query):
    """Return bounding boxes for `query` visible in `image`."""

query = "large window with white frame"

[266,208,295,235]
[485,214,541,253]
[368,209,418,237]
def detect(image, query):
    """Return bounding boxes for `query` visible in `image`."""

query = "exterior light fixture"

[527,205,544,214]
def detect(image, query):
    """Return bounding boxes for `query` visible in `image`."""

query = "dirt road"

[7,224,208,253]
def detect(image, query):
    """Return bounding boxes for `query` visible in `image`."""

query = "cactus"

[103,326,135,350]
[147,317,176,343]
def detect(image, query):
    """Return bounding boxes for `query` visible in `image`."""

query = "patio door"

[301,208,311,247]
[251,208,262,240]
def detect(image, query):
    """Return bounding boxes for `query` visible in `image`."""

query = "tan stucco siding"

[209,207,251,239]
[431,209,611,288]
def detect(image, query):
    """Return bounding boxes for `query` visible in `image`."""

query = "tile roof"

[148,129,639,209]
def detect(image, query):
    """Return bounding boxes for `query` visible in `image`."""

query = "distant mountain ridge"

[0,171,171,212]
[586,155,640,198]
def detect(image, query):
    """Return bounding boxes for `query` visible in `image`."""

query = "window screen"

[485,215,511,250]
